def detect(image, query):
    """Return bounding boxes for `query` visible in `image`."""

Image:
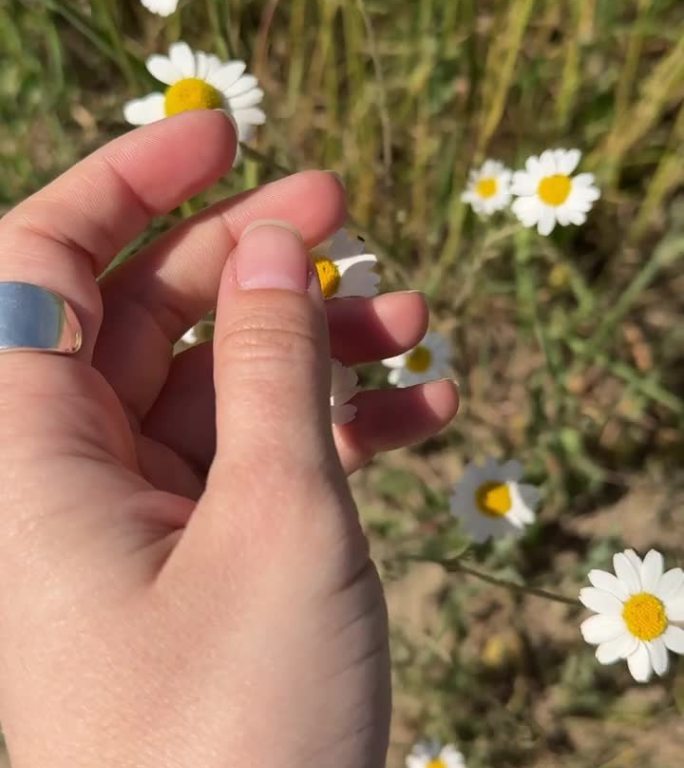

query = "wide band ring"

[0,282,82,355]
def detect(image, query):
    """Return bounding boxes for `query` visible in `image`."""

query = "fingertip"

[420,378,460,424]
[327,291,430,365]
[294,170,348,235]
[113,111,238,209]
[373,291,430,349]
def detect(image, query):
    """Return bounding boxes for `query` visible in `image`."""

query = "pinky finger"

[335,379,459,474]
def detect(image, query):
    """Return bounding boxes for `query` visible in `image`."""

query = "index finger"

[0,110,237,357]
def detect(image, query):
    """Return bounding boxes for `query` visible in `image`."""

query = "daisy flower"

[140,0,178,15]
[330,360,359,425]
[311,229,379,300]
[123,42,265,153]
[579,549,684,683]
[461,159,512,216]
[406,740,466,768]
[450,458,539,543]
[510,148,600,235]
[382,331,452,388]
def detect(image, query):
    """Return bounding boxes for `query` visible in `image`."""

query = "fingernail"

[236,220,309,292]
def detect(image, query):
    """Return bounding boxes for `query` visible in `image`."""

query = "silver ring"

[0,282,82,355]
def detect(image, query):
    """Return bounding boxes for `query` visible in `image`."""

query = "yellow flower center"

[314,257,341,298]
[164,77,223,117]
[405,345,432,373]
[537,174,572,206]
[475,482,512,517]
[622,593,668,641]
[426,761,446,768]
[475,177,498,199]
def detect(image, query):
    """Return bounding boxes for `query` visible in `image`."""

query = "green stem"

[414,555,581,606]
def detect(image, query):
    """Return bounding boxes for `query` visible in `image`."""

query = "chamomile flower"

[510,148,600,235]
[450,458,539,543]
[140,0,178,15]
[406,740,467,768]
[461,159,512,216]
[123,42,265,154]
[330,360,359,425]
[311,229,379,300]
[382,331,453,388]
[579,549,684,683]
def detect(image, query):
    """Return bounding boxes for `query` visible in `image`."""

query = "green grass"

[2,1,684,765]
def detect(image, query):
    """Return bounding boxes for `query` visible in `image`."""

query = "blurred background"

[1,1,683,765]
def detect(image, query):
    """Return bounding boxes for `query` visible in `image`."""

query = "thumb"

[209,220,338,487]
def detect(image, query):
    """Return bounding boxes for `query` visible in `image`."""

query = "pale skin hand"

[0,111,458,768]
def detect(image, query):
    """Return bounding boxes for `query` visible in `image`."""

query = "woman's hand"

[0,111,457,768]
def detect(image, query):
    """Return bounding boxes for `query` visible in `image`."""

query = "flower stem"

[409,554,581,606]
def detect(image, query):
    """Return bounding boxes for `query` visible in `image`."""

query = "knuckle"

[216,297,323,371]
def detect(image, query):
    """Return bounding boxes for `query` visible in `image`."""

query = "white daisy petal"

[123,93,165,125]
[624,550,643,570]
[613,552,642,594]
[330,360,359,426]
[567,209,587,226]
[596,633,639,664]
[382,353,407,369]
[588,569,629,600]
[332,403,357,425]
[525,155,542,176]
[232,106,266,126]
[656,567,684,600]
[146,54,181,85]
[559,148,581,174]
[579,587,623,615]
[626,642,653,683]
[226,74,260,97]
[665,595,684,621]
[662,625,684,654]
[209,61,248,91]
[406,758,427,768]
[193,51,212,80]
[511,196,540,226]
[573,172,597,188]
[440,744,467,768]
[228,88,265,110]
[140,0,179,15]
[510,171,537,197]
[641,550,665,592]
[537,207,557,236]
[647,638,669,676]
[539,149,556,173]
[169,42,196,78]
[580,614,625,645]
[388,368,402,386]
[337,255,379,298]
[325,229,365,259]
[555,208,572,226]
